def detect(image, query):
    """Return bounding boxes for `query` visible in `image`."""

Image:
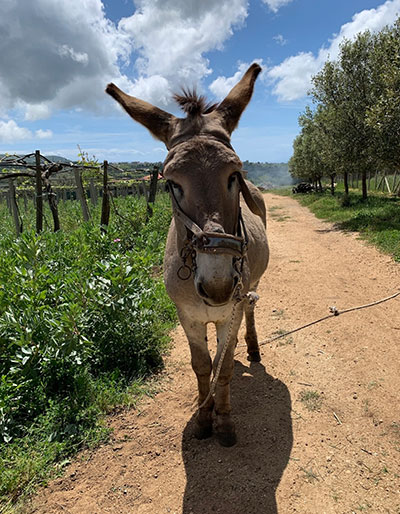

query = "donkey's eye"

[228,174,237,190]
[170,181,184,197]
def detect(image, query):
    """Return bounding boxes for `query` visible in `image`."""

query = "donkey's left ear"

[215,63,261,135]
[236,173,266,220]
[106,83,177,146]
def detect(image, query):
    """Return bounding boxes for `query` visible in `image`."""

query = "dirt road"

[30,193,400,514]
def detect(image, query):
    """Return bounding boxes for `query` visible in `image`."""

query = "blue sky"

[1,0,399,163]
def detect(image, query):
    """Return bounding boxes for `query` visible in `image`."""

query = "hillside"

[243,160,292,189]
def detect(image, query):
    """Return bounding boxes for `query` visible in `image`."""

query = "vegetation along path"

[30,193,400,514]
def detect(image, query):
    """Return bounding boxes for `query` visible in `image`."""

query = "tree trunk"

[343,171,349,196]
[330,174,335,196]
[361,170,368,200]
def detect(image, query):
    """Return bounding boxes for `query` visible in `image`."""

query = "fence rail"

[0,150,161,235]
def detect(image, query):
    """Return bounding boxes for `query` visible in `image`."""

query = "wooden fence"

[0,150,161,235]
[338,170,400,194]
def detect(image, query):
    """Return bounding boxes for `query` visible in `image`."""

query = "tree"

[367,19,400,181]
[311,31,378,199]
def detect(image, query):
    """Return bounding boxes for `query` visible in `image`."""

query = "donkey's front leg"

[178,313,213,439]
[214,306,244,447]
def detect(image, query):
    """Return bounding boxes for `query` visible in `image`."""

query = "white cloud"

[209,59,266,100]
[0,0,132,119]
[0,120,32,143]
[24,104,52,121]
[273,34,287,46]
[268,0,400,101]
[119,0,248,108]
[36,129,53,139]
[0,0,251,119]
[0,119,53,143]
[262,0,294,13]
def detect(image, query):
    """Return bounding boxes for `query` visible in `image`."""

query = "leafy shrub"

[0,193,176,504]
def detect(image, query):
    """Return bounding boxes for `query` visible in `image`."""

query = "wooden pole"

[146,166,159,218]
[8,179,22,235]
[74,168,90,222]
[42,174,60,231]
[100,160,110,231]
[89,178,98,206]
[35,150,43,233]
[391,170,398,193]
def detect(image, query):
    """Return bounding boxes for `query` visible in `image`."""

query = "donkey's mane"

[173,89,218,117]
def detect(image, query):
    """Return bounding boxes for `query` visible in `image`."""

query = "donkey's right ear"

[106,84,177,146]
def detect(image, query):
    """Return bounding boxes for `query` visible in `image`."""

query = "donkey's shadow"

[181,360,293,514]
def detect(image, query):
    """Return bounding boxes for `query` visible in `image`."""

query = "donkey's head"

[106,64,262,306]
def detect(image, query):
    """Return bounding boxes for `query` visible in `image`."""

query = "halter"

[166,177,248,283]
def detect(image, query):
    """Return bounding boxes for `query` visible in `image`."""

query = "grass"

[299,390,322,411]
[289,189,400,262]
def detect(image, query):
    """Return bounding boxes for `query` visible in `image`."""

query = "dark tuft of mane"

[173,89,217,116]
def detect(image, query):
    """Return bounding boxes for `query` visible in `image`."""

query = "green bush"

[0,193,176,505]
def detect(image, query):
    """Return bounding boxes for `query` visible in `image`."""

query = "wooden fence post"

[392,170,398,193]
[74,168,90,222]
[35,150,43,233]
[89,178,98,206]
[100,160,110,231]
[8,179,22,236]
[146,166,159,218]
[42,174,60,232]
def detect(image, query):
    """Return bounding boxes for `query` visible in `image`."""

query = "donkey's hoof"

[194,410,213,440]
[247,350,261,362]
[216,415,237,447]
[216,428,237,447]
[194,421,213,440]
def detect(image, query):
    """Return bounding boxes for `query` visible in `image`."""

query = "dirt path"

[30,193,400,514]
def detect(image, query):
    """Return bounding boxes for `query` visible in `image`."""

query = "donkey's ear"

[236,173,266,222]
[215,63,261,135]
[106,84,177,146]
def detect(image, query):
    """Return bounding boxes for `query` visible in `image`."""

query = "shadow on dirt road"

[181,360,293,514]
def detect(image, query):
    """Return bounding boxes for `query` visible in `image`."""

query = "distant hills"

[242,161,292,188]
[115,159,293,189]
[0,154,71,165]
[1,154,292,189]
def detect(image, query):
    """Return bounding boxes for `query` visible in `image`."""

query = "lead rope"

[198,288,400,411]
[198,291,257,411]
[235,287,400,352]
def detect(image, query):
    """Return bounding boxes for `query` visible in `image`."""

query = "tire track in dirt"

[29,193,400,514]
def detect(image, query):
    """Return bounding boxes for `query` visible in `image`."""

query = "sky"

[1,0,400,164]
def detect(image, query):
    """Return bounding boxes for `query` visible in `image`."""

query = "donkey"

[106,63,269,446]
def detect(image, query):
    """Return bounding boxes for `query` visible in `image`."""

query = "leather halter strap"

[166,179,247,258]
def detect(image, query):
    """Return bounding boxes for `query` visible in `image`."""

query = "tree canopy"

[290,18,400,198]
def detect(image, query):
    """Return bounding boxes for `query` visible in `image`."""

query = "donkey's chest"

[180,299,235,324]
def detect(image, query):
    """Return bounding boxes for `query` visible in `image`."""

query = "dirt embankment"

[30,193,400,514]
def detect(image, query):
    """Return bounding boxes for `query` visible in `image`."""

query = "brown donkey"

[106,63,269,446]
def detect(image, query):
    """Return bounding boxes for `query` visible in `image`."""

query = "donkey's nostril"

[197,282,210,299]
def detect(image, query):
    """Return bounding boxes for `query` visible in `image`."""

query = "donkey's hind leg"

[244,286,261,362]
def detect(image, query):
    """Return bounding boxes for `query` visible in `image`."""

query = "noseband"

[166,178,248,283]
